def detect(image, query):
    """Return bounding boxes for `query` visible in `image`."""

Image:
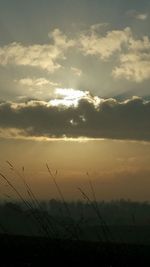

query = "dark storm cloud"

[0,97,150,141]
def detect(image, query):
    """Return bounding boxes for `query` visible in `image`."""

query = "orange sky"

[0,138,150,201]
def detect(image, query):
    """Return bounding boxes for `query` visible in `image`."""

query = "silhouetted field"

[0,200,150,266]
[1,200,150,243]
[0,233,150,266]
[1,163,150,265]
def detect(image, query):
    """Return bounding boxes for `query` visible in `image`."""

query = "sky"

[0,0,150,201]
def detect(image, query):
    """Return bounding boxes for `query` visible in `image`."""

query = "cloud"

[71,67,82,76]
[0,29,74,72]
[112,36,150,82]
[0,95,150,141]
[78,25,150,82]
[16,78,59,88]
[127,10,148,20]
[79,27,131,59]
[0,25,150,85]
[14,77,60,99]
[135,13,148,20]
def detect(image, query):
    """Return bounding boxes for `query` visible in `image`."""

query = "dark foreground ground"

[0,234,150,267]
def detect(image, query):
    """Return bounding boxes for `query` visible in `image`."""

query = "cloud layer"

[0,95,150,141]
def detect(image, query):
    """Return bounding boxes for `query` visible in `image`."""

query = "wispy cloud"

[135,13,148,20]
[16,77,59,88]
[71,67,82,76]
[127,10,148,20]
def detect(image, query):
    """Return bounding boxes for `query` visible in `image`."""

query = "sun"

[49,88,89,107]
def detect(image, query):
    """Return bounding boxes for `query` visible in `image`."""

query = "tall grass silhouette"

[0,161,85,241]
[0,161,124,246]
[0,162,55,238]
[46,163,83,240]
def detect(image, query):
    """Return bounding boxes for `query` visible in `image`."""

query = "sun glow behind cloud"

[49,88,101,107]
[50,88,89,107]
